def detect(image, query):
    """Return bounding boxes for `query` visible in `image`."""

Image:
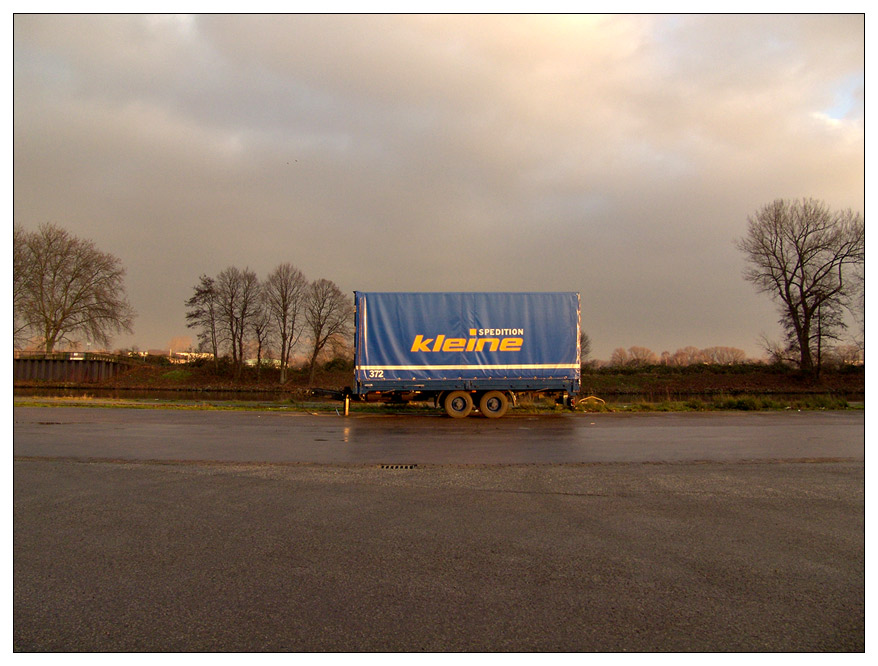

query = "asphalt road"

[13,407,865,652]
[12,407,865,464]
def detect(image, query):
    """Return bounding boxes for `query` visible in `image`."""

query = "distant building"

[167,351,214,364]
[124,350,215,364]
[244,358,283,368]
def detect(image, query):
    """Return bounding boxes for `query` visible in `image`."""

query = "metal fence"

[13,352,135,383]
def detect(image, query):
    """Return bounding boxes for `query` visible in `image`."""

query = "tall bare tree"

[215,266,261,379]
[249,291,273,383]
[737,198,864,373]
[185,274,221,371]
[14,223,135,352]
[304,278,353,386]
[264,263,308,383]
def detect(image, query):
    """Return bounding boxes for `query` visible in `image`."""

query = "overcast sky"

[13,14,864,360]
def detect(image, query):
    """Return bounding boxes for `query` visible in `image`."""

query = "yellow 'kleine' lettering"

[411,335,433,353]
[411,333,523,353]
[500,337,523,352]
[443,338,466,352]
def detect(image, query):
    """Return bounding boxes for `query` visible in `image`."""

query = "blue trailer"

[350,292,581,417]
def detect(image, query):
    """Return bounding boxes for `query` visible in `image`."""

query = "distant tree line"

[594,343,860,370]
[185,265,353,385]
[604,345,748,368]
[599,342,864,370]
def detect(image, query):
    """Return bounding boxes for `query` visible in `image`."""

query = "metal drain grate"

[379,464,418,470]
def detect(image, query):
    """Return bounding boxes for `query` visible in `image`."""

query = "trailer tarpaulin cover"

[354,292,580,388]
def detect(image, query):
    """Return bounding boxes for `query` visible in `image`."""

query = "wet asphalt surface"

[13,407,865,652]
[12,407,865,464]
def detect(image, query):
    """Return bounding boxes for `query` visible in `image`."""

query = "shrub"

[323,357,354,372]
[792,395,849,410]
[162,369,192,382]
[713,396,757,410]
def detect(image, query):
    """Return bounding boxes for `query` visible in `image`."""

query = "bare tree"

[609,347,629,367]
[304,278,353,386]
[14,223,135,352]
[579,331,592,364]
[215,266,261,379]
[249,291,273,383]
[264,263,308,384]
[670,346,705,366]
[185,275,221,371]
[627,346,657,367]
[738,198,864,373]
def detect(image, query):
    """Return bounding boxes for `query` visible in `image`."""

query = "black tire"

[479,391,509,418]
[444,391,473,418]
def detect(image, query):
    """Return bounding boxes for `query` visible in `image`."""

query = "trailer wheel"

[479,391,509,418]
[444,391,473,418]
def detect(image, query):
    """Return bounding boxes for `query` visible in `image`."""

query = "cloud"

[13,14,864,359]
